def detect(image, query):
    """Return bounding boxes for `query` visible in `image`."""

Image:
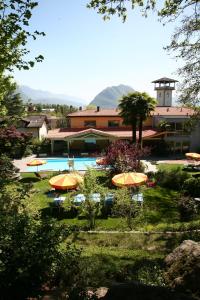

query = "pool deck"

[13,155,37,172]
[13,155,187,173]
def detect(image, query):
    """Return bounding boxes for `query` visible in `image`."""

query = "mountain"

[90,84,135,108]
[19,85,86,107]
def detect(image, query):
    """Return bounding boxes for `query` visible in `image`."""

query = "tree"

[101,140,150,174]
[87,0,200,106]
[79,168,105,229]
[0,126,32,158]
[119,93,138,143]
[0,155,20,187]
[133,92,156,147]
[112,188,140,230]
[0,0,44,73]
[0,78,25,119]
[0,181,83,299]
[118,91,156,145]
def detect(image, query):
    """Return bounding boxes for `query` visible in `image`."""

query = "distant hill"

[90,84,134,108]
[18,85,86,107]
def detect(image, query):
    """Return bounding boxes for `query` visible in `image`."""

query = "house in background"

[46,115,66,129]
[47,77,200,155]
[18,115,48,140]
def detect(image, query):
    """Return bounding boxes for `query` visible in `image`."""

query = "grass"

[66,230,200,287]
[20,171,199,232]
[157,164,183,171]
[20,171,200,287]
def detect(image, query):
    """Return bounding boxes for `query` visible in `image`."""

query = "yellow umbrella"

[49,174,78,190]
[185,153,200,161]
[69,172,84,185]
[112,172,148,188]
[27,159,46,172]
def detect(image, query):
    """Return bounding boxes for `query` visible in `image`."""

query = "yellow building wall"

[69,116,152,129]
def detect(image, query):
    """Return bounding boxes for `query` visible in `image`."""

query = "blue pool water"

[27,157,97,172]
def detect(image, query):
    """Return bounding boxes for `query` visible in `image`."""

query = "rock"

[165,240,200,297]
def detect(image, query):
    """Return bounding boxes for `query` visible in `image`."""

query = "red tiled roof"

[68,109,119,117]
[152,106,194,116]
[47,128,159,140]
[67,107,194,117]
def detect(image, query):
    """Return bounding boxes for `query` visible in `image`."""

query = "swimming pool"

[27,157,97,172]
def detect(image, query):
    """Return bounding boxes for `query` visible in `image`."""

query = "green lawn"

[157,163,183,171]
[20,171,200,287]
[66,230,200,287]
[20,171,199,232]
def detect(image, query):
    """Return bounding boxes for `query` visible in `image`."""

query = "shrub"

[177,195,198,222]
[100,140,150,174]
[0,126,32,158]
[112,188,141,230]
[155,168,191,191]
[0,155,20,186]
[79,168,106,229]
[183,177,200,197]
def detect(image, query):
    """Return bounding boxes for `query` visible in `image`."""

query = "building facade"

[46,78,199,155]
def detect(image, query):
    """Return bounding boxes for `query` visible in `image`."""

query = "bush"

[99,140,150,174]
[112,188,141,230]
[155,168,191,191]
[177,195,198,222]
[183,177,200,197]
[31,138,51,155]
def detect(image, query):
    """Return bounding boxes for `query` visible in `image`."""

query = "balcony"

[165,131,190,142]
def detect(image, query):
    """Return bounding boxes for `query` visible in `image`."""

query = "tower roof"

[152,77,178,83]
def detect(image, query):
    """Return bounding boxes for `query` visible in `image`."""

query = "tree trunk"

[138,117,143,149]
[132,118,137,144]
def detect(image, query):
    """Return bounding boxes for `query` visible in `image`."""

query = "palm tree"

[119,92,157,147]
[119,93,138,143]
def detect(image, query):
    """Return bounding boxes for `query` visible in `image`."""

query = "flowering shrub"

[0,126,32,158]
[100,140,150,173]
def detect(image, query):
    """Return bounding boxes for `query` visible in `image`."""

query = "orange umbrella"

[27,159,46,172]
[112,172,148,188]
[96,157,108,166]
[49,174,78,190]
[185,153,200,161]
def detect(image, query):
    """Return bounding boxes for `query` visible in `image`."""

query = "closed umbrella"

[112,172,147,188]
[49,174,78,190]
[27,159,46,172]
[96,157,108,166]
[185,153,200,161]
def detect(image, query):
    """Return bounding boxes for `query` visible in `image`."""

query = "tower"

[152,77,178,107]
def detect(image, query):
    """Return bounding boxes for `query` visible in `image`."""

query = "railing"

[166,131,190,137]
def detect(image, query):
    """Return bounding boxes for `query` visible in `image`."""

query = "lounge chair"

[132,193,144,205]
[73,194,86,205]
[38,153,47,157]
[90,193,101,203]
[54,196,66,205]
[105,193,114,205]
[34,172,48,180]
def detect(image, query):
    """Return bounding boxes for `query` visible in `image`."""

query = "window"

[108,120,119,128]
[175,123,183,131]
[168,122,183,131]
[84,120,96,128]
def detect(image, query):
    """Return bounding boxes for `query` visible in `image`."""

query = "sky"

[14,0,182,103]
